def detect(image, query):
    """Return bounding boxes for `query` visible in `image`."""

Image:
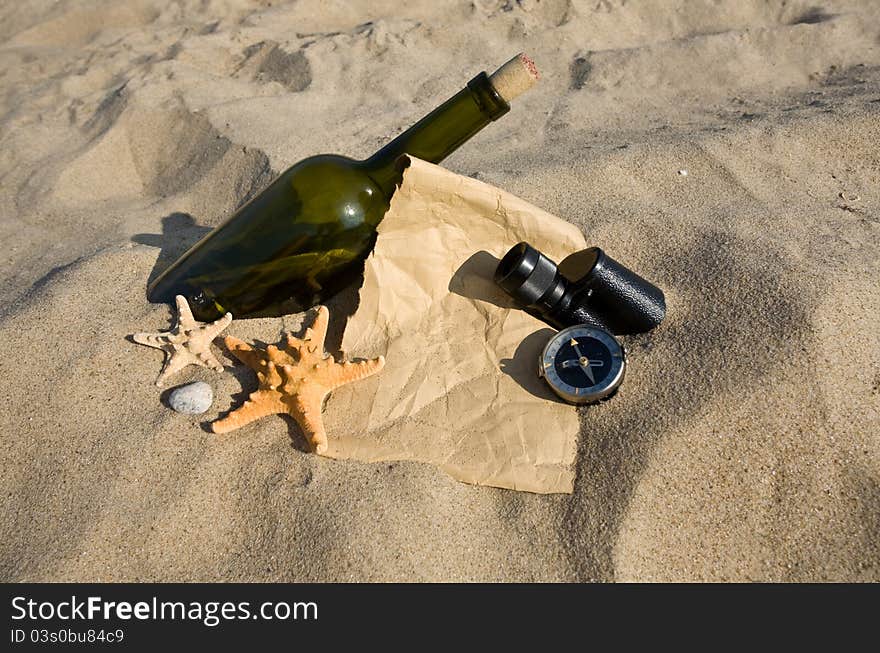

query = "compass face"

[539,326,625,404]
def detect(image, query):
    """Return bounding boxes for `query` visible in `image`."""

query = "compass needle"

[581,362,596,385]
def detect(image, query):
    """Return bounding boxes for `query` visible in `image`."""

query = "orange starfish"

[212,306,384,454]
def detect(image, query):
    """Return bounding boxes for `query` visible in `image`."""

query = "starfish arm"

[314,356,385,390]
[290,386,331,454]
[284,332,305,353]
[204,312,233,341]
[132,332,168,350]
[174,295,196,328]
[212,390,287,434]
[303,305,330,354]
[223,335,265,370]
[194,347,225,372]
[155,350,192,386]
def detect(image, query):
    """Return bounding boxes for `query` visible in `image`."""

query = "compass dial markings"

[539,326,626,404]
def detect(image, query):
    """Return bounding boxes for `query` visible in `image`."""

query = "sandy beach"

[1,0,878,581]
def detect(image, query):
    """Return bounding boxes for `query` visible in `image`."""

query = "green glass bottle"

[147,54,538,320]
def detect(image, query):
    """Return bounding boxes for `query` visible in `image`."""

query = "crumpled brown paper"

[323,156,586,493]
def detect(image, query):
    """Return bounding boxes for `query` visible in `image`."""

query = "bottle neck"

[363,72,510,196]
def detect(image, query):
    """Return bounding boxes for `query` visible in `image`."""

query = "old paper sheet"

[324,157,586,493]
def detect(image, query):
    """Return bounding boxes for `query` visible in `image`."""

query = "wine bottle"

[147,53,539,320]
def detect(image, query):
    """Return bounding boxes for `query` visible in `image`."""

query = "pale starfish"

[211,305,384,455]
[132,295,232,386]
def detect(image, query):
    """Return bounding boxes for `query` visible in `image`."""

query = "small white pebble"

[678,169,688,176]
[168,381,213,414]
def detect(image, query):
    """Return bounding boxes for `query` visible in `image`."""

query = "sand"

[1,0,878,582]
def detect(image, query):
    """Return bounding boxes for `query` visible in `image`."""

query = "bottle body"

[148,72,511,321]
[150,154,389,320]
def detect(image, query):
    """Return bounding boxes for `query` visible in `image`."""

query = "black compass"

[538,325,626,404]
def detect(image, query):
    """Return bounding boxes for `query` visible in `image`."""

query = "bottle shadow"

[131,212,212,289]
